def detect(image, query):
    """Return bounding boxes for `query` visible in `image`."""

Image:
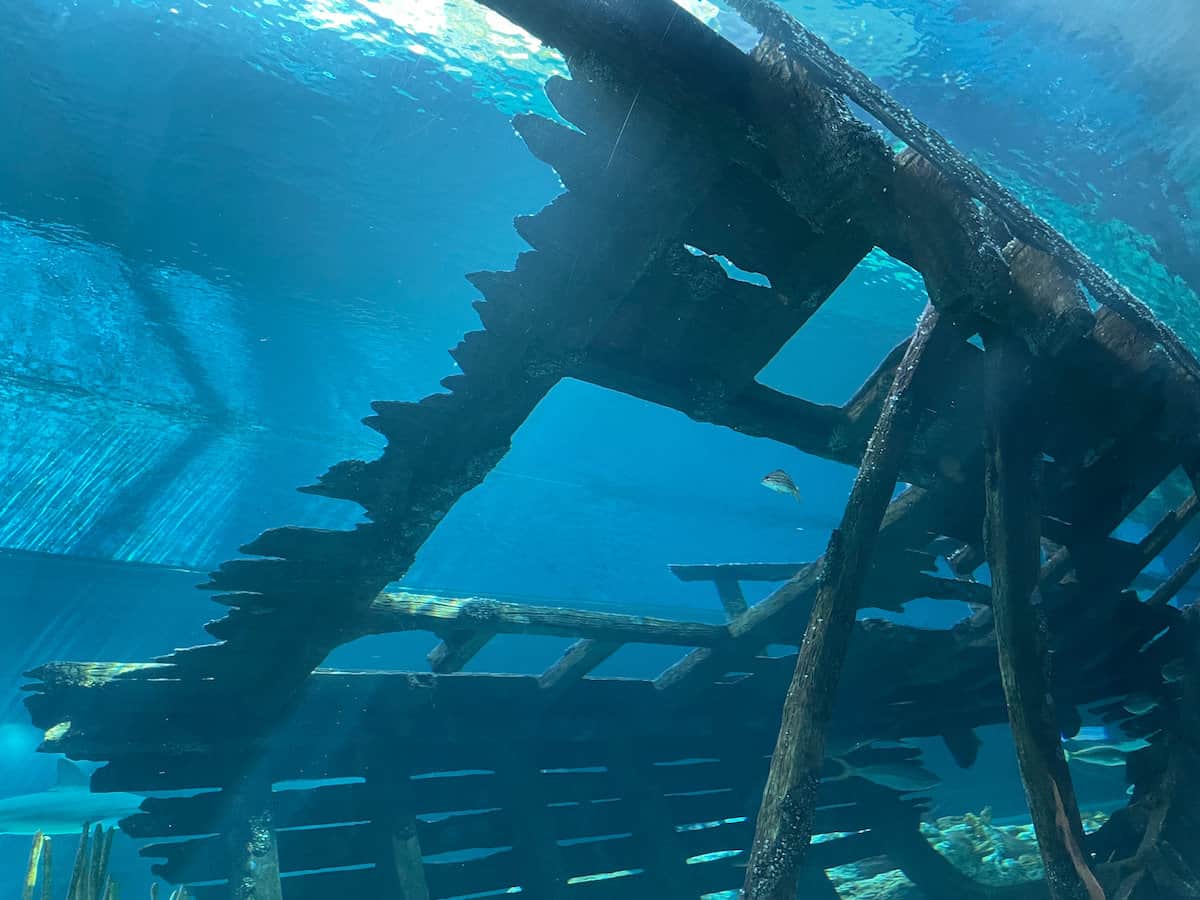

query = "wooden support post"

[982,335,1101,900]
[538,639,621,700]
[497,746,565,899]
[364,752,431,900]
[428,630,494,673]
[608,745,693,896]
[228,789,283,900]
[713,574,750,619]
[742,304,953,900]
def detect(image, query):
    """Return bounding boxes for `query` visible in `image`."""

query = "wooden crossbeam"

[428,631,494,674]
[356,592,728,648]
[537,640,621,700]
[1148,543,1200,608]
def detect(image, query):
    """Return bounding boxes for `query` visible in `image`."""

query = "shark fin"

[54,759,89,791]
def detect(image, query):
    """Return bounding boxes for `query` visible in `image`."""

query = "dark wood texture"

[743,304,954,900]
[983,336,1098,900]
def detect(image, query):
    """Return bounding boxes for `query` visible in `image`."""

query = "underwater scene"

[2,0,1200,898]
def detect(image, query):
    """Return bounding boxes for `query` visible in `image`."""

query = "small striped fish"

[761,469,801,502]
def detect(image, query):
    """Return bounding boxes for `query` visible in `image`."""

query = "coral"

[21,827,189,900]
[825,809,1111,898]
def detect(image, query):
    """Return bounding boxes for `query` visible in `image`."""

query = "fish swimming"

[0,760,144,835]
[825,757,940,793]
[761,469,801,502]
[1162,659,1186,683]
[1062,745,1133,768]
[1122,693,1159,716]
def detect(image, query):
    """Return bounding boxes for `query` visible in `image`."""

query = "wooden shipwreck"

[22,1,1200,898]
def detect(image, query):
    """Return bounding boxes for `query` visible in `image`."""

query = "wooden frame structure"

[21,1,1200,898]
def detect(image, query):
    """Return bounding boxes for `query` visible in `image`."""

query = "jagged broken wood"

[743,303,953,900]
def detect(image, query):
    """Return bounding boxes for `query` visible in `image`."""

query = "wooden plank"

[418,810,515,857]
[557,836,642,881]
[983,333,1099,900]
[143,834,228,885]
[184,884,234,900]
[497,745,566,899]
[363,751,431,900]
[656,486,949,701]
[429,631,495,674]
[663,790,751,829]
[407,773,506,815]
[675,818,753,859]
[644,759,737,795]
[126,792,228,839]
[1147,541,1200,607]
[275,823,375,874]
[538,770,623,805]
[743,304,954,900]
[669,563,804,583]
[273,782,372,830]
[713,575,750,619]
[421,851,525,900]
[357,592,727,646]
[539,640,622,700]
[807,830,885,870]
[561,871,650,900]
[279,866,380,900]
[546,801,632,843]
[605,746,693,897]
[685,853,747,895]
[1133,492,1200,575]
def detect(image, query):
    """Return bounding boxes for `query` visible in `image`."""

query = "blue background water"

[0,0,1197,894]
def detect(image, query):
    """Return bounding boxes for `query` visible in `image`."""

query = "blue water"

[0,0,1197,896]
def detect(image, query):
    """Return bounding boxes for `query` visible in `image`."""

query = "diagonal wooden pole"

[743,303,956,900]
[982,334,1103,900]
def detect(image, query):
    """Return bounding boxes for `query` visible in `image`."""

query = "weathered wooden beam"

[655,485,950,701]
[727,0,1200,385]
[357,592,727,647]
[1147,541,1200,607]
[577,358,848,462]
[428,631,494,674]
[982,335,1100,900]
[537,639,621,700]
[228,806,283,900]
[363,752,431,900]
[743,304,953,900]
[1137,492,1200,567]
[607,745,694,896]
[498,746,565,899]
[713,574,750,619]
[1039,487,1200,601]
[670,563,805,583]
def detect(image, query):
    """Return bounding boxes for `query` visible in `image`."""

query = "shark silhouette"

[0,759,144,835]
